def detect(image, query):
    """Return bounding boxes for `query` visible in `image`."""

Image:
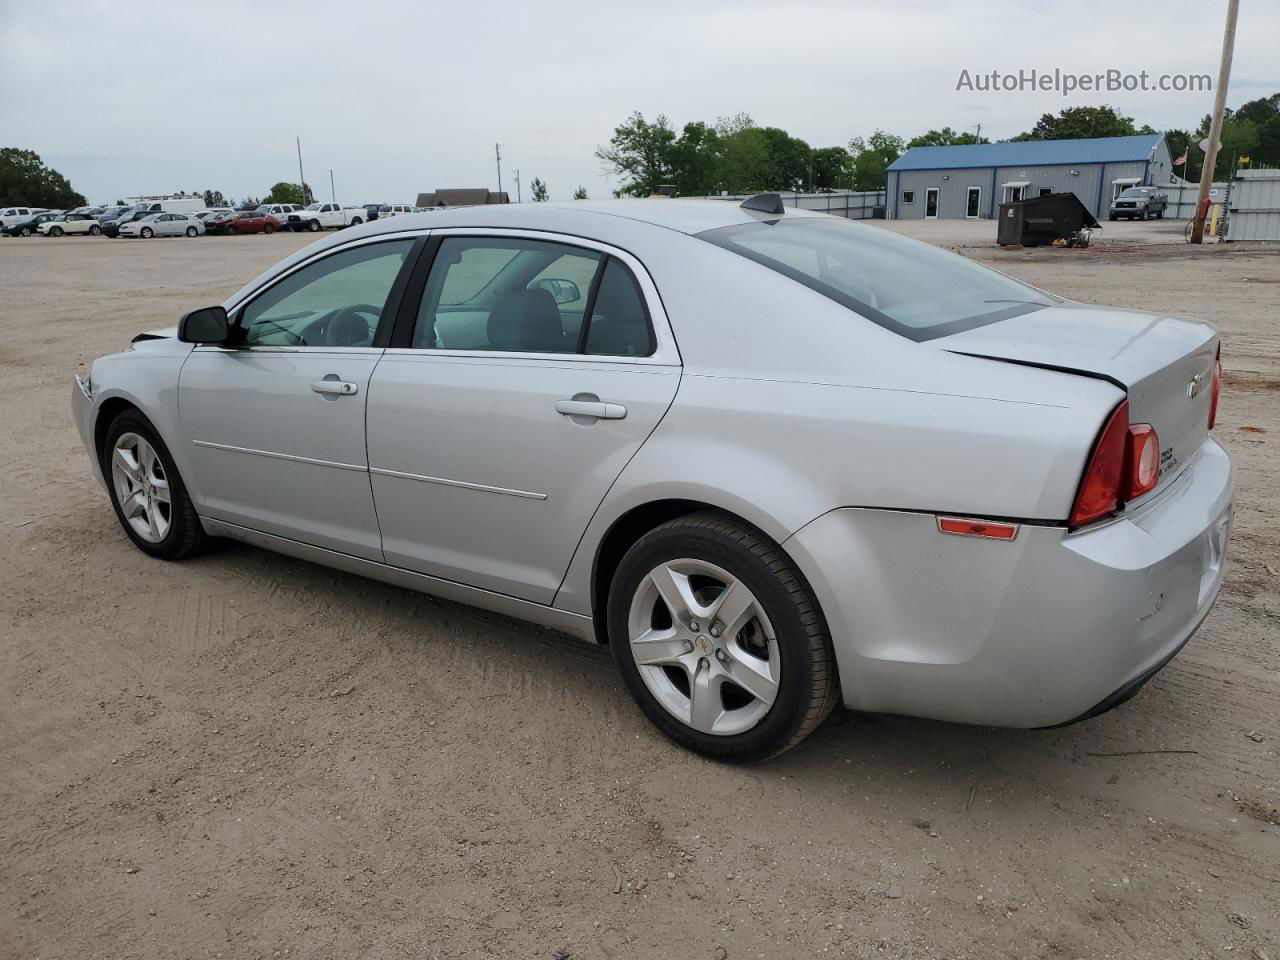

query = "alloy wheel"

[110,432,172,543]
[627,558,780,736]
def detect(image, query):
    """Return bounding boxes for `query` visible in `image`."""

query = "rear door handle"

[312,379,359,396]
[556,398,627,420]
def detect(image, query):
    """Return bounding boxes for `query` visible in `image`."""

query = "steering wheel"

[324,303,382,346]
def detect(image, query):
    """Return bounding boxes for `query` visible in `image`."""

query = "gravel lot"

[2,221,1278,959]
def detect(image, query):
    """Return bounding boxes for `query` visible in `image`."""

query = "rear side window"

[585,259,654,357]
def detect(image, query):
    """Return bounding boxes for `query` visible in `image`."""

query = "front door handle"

[312,379,359,397]
[556,397,627,420]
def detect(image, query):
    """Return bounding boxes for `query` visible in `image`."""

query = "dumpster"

[997,192,1100,247]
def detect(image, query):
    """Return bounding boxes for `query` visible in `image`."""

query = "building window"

[1039,188,1052,197]
[901,191,915,204]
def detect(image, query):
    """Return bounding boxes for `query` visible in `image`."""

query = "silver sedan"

[119,212,205,239]
[71,198,1232,760]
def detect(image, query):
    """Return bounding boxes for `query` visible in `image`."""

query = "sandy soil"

[2,224,1278,960]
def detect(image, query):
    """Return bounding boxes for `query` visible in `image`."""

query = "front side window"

[239,240,414,348]
[700,217,1060,342]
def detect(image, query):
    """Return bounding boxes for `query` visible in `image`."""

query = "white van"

[128,198,205,216]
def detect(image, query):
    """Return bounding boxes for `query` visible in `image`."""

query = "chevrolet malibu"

[71,197,1232,760]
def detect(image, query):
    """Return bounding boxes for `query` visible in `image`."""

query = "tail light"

[1068,400,1161,527]
[1207,343,1222,429]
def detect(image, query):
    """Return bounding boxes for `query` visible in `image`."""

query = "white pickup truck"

[285,202,367,232]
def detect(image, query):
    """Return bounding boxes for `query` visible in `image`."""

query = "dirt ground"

[2,222,1278,960]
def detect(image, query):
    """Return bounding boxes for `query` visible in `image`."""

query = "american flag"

[1173,151,1188,166]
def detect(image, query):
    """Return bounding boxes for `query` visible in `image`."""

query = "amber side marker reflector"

[937,517,1020,541]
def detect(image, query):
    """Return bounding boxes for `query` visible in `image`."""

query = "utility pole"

[515,169,522,203]
[295,137,309,204]
[495,143,503,195]
[1191,0,1239,244]
[974,123,982,143]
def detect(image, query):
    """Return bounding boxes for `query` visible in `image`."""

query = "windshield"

[699,217,1059,341]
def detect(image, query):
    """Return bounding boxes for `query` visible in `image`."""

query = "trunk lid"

[935,304,1218,497]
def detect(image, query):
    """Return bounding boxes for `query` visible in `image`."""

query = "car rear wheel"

[103,411,206,561]
[20,227,33,236]
[608,512,838,761]
[308,219,322,232]
[186,226,198,237]
[140,226,154,238]
[88,225,101,236]
[49,226,63,237]
[351,216,363,225]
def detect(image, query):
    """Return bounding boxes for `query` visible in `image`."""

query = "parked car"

[362,203,383,220]
[1110,186,1168,220]
[378,203,414,218]
[102,210,154,238]
[119,213,205,239]
[285,202,366,232]
[38,213,101,236]
[220,211,280,235]
[71,198,1231,761]
[1,206,48,229]
[3,210,61,237]
[192,208,232,222]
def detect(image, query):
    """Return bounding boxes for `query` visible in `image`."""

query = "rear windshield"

[699,217,1059,341]
[1120,188,1154,198]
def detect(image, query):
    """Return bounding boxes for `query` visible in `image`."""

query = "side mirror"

[534,277,582,305]
[178,305,230,344]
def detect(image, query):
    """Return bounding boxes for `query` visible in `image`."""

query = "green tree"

[263,181,314,205]
[572,185,588,200]
[1012,105,1144,141]
[530,177,549,202]
[718,126,772,192]
[667,121,722,195]
[848,130,904,192]
[907,127,987,148]
[1164,129,1200,182]
[0,147,86,207]
[1195,111,1262,178]
[202,189,227,207]
[1234,93,1280,127]
[811,146,854,191]
[594,112,676,197]
[1256,116,1280,168]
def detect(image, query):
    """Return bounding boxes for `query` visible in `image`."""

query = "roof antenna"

[740,193,785,215]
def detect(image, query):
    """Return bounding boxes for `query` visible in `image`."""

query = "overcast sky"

[2,0,1276,205]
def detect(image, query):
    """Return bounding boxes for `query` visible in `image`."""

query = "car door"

[365,231,682,603]
[178,236,419,560]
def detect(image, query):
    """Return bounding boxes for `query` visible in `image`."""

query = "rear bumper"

[786,437,1233,727]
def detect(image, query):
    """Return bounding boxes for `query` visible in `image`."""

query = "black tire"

[140,226,154,238]
[263,223,274,234]
[308,219,321,232]
[607,512,838,761]
[1108,215,1117,221]
[88,225,102,236]
[20,227,33,236]
[351,216,362,225]
[1139,209,1148,221]
[101,410,206,561]
[1156,209,1164,219]
[49,226,63,237]
[186,226,198,237]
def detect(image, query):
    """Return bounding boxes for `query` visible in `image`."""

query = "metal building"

[1224,169,1280,242]
[886,134,1172,220]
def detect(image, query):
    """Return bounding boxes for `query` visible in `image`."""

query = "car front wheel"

[140,227,154,238]
[49,226,63,237]
[186,226,198,237]
[103,410,206,560]
[264,223,274,234]
[608,512,838,761]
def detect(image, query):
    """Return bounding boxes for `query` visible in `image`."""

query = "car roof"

[359,197,830,239]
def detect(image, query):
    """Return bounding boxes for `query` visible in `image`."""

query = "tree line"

[596,96,1280,197]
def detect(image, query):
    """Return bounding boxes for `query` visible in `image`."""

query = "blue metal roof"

[887,134,1165,172]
